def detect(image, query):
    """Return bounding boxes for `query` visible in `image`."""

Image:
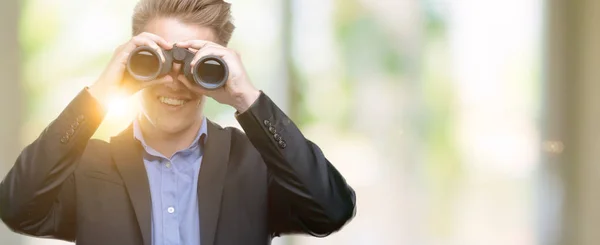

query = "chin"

[140,104,203,136]
[155,119,190,134]
[148,107,200,133]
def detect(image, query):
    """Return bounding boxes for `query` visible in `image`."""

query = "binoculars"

[126,45,228,90]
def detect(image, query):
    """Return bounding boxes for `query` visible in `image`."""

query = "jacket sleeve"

[0,88,105,240]
[235,91,356,237]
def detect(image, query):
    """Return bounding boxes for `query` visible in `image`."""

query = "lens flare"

[106,94,129,117]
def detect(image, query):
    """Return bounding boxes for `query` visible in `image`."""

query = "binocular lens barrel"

[192,57,228,90]
[129,50,161,78]
[126,46,228,90]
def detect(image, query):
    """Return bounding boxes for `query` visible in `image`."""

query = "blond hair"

[132,0,235,45]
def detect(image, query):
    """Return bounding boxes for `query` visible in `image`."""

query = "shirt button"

[165,162,171,168]
[167,207,175,214]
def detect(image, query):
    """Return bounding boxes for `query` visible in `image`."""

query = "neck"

[138,116,204,158]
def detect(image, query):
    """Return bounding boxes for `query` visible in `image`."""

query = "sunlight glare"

[107,94,130,117]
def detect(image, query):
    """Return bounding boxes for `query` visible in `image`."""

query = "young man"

[0,0,356,244]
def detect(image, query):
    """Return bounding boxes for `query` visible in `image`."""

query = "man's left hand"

[175,40,260,113]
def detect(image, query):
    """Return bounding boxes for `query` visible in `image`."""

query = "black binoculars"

[126,45,228,90]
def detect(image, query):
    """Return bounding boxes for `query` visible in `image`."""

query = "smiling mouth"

[158,96,190,106]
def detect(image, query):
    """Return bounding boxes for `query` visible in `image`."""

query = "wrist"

[233,89,260,113]
[88,84,108,101]
[88,82,114,110]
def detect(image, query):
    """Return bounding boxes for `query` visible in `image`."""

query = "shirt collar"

[133,116,208,158]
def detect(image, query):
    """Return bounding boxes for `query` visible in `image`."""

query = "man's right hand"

[88,32,173,106]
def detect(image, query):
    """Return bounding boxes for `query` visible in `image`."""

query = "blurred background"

[0,0,597,244]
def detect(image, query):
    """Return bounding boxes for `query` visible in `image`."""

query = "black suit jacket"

[0,89,356,245]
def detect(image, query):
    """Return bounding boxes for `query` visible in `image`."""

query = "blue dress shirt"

[133,117,208,245]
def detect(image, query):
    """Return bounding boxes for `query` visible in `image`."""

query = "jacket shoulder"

[78,138,111,169]
[83,138,110,154]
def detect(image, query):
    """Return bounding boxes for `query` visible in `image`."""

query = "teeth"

[159,96,186,106]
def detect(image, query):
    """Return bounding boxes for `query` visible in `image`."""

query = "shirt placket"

[162,157,180,245]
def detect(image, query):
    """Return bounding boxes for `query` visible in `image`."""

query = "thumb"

[177,74,210,95]
[122,75,173,95]
[141,75,174,88]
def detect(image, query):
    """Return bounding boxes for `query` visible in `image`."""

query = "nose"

[163,63,186,91]
[171,62,183,77]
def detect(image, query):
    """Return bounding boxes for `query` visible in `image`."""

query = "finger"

[202,43,226,51]
[176,40,223,50]
[177,74,210,95]
[129,36,166,63]
[126,75,172,94]
[120,74,173,95]
[141,75,174,88]
[115,50,131,66]
[137,32,172,50]
[177,74,199,90]
[113,43,127,55]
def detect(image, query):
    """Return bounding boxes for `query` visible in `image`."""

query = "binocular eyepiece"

[126,45,228,90]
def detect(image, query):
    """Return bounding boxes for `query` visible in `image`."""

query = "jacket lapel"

[198,119,231,245]
[110,125,152,245]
